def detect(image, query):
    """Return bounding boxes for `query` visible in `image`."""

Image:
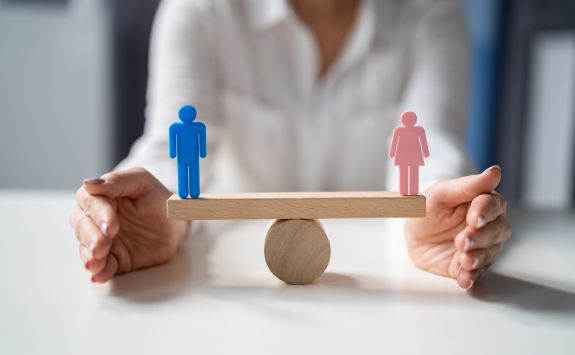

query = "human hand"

[69,168,189,283]
[405,166,512,289]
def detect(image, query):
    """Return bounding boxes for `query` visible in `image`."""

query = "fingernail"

[472,257,480,269]
[88,241,95,254]
[84,177,105,184]
[466,280,474,289]
[483,165,500,174]
[477,216,487,229]
[464,238,474,251]
[100,222,108,237]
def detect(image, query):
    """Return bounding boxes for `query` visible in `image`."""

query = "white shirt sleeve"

[115,0,222,193]
[388,0,473,192]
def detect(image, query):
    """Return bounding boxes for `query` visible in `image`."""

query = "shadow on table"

[106,253,575,318]
[200,271,575,321]
[106,224,214,303]
[102,222,575,319]
[317,272,575,317]
[105,220,248,303]
[469,272,575,315]
[105,259,575,321]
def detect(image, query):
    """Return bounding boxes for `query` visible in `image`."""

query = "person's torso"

[205,0,420,192]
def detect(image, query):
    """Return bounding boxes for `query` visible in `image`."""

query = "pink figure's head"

[401,111,417,127]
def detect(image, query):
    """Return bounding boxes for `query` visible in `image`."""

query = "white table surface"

[0,190,574,355]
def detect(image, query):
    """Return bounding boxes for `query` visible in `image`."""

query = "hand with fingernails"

[70,166,510,287]
[69,168,190,283]
[405,165,512,289]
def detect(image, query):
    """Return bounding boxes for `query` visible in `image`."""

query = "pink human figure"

[388,111,430,196]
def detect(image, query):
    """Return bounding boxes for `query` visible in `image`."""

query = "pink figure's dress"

[391,126,426,166]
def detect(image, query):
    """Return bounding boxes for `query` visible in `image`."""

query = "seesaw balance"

[167,192,425,284]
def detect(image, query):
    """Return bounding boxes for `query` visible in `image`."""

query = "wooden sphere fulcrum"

[264,219,331,285]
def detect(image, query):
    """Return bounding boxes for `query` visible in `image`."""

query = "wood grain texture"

[167,191,425,220]
[264,219,330,285]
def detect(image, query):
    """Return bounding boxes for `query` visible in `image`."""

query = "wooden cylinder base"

[264,219,331,285]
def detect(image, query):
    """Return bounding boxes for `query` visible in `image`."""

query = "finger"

[455,216,512,251]
[467,191,507,229]
[448,249,464,279]
[69,209,96,247]
[79,244,91,266]
[79,245,107,274]
[91,254,119,283]
[69,210,112,260]
[459,243,503,271]
[83,167,157,199]
[76,187,119,238]
[457,266,486,289]
[428,165,501,206]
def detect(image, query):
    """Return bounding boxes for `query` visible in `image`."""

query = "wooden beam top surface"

[167,191,425,220]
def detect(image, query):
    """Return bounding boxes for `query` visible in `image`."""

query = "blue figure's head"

[179,105,197,123]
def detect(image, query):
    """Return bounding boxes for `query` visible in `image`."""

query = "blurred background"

[0,0,574,211]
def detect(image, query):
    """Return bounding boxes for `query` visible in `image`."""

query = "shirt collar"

[245,0,379,79]
[329,0,377,78]
[245,0,290,31]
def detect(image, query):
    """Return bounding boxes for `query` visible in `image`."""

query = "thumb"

[83,167,158,199]
[428,165,502,205]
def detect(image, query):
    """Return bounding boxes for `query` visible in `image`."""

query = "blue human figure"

[169,105,207,199]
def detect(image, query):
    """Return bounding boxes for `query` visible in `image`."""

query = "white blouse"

[117,0,472,194]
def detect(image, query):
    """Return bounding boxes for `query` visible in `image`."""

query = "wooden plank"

[167,191,425,220]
